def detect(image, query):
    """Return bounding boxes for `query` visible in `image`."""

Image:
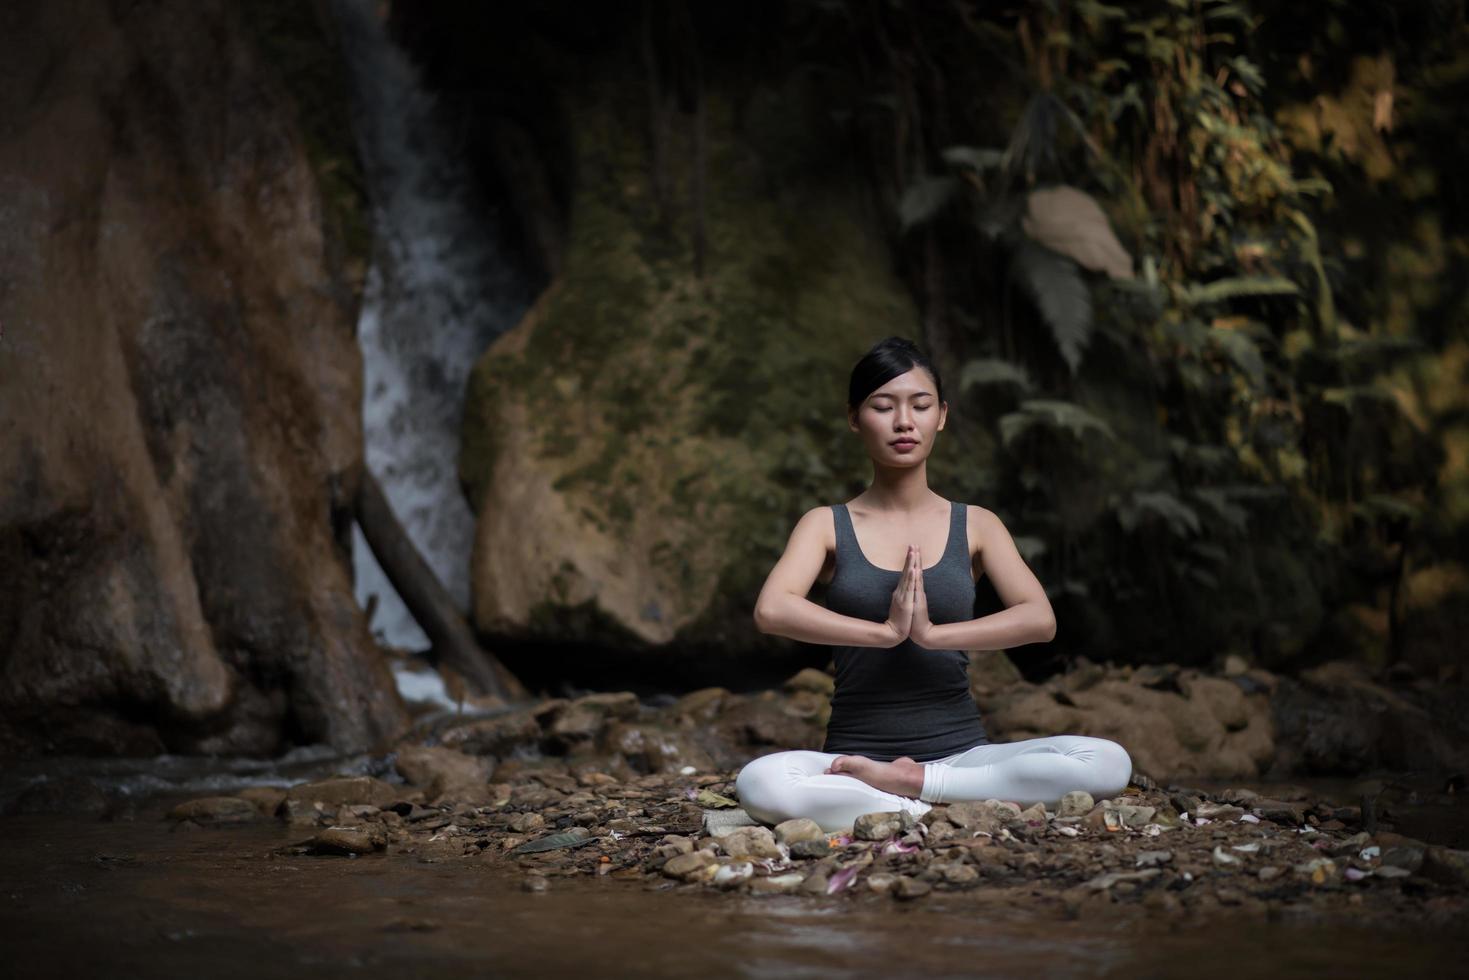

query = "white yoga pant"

[734,735,1133,833]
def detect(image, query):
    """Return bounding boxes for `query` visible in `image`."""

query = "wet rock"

[894,876,932,899]
[1018,803,1049,826]
[666,687,729,725]
[853,812,903,841]
[601,720,716,774]
[1116,804,1156,829]
[1057,791,1094,819]
[790,839,832,859]
[748,873,805,895]
[866,872,899,895]
[1084,868,1162,892]
[1253,799,1306,825]
[939,862,979,886]
[1193,802,1245,821]
[1170,792,1203,816]
[9,777,111,816]
[439,710,543,756]
[509,812,546,834]
[799,873,830,895]
[1257,866,1283,882]
[943,801,1006,834]
[308,826,387,856]
[720,826,782,860]
[713,861,754,889]
[1421,847,1469,888]
[237,786,287,816]
[1380,846,1425,873]
[522,875,550,893]
[394,745,493,804]
[285,776,397,809]
[549,692,642,746]
[1136,850,1173,869]
[773,818,824,846]
[662,850,718,881]
[167,797,259,825]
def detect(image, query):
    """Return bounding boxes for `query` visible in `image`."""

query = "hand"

[908,549,935,647]
[882,546,919,646]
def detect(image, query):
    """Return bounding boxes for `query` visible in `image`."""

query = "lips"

[890,439,918,449]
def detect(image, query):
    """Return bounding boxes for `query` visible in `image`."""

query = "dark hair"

[847,336,945,410]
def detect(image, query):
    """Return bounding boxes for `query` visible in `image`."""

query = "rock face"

[0,0,406,754]
[459,44,919,651]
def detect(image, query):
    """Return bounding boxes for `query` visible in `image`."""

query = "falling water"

[329,0,528,652]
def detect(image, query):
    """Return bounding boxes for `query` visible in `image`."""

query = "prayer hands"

[883,546,936,647]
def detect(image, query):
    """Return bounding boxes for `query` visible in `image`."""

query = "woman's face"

[848,367,946,464]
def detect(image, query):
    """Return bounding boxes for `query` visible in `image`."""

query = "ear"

[937,400,948,430]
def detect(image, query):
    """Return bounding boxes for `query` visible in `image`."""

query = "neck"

[862,460,938,512]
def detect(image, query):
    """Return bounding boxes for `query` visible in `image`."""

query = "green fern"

[999,398,1116,447]
[1011,237,1093,373]
[959,358,1034,394]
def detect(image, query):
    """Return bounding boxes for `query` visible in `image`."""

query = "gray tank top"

[821,500,990,762]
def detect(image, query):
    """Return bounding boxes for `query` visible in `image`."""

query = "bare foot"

[823,754,925,797]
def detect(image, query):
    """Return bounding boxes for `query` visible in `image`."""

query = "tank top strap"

[830,503,857,560]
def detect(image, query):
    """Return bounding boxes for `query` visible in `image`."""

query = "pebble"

[853,812,903,841]
[1057,791,1095,819]
[773,818,825,846]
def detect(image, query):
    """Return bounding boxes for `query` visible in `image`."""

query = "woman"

[736,337,1132,833]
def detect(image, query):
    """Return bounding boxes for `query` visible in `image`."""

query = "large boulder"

[459,54,919,652]
[0,0,405,754]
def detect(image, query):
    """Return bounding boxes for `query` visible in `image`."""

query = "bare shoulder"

[964,504,1004,556]
[792,504,836,550]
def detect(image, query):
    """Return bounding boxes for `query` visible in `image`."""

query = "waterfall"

[330,0,527,654]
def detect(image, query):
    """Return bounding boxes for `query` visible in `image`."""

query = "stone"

[1380,846,1425,873]
[1193,802,1245,821]
[1421,847,1469,888]
[866,872,899,895]
[439,711,544,757]
[1253,799,1306,825]
[1056,791,1094,819]
[1018,802,1049,826]
[853,811,903,841]
[549,692,642,744]
[940,863,979,886]
[394,745,493,804]
[237,787,288,816]
[720,826,782,860]
[773,818,825,846]
[943,801,1005,834]
[1116,804,1156,828]
[285,777,398,809]
[790,839,832,859]
[309,826,386,855]
[713,861,755,889]
[783,668,835,697]
[1135,850,1173,869]
[167,797,259,825]
[748,873,805,895]
[662,850,718,881]
[894,876,932,899]
[522,876,550,893]
[509,812,546,834]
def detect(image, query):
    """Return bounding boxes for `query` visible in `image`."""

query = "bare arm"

[918,507,1057,650]
[753,507,911,648]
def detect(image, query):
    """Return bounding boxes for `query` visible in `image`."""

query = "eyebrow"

[870,391,934,399]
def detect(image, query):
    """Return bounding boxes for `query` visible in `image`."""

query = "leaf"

[899,175,959,232]
[1191,488,1251,533]
[1210,328,1266,389]
[695,789,739,809]
[1179,276,1299,306]
[507,832,600,856]
[1022,185,1135,280]
[826,865,860,894]
[1117,490,1201,537]
[1010,238,1093,375]
[942,146,1005,172]
[959,358,1034,394]
[999,399,1116,448]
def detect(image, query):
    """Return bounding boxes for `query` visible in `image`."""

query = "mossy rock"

[461,62,917,649]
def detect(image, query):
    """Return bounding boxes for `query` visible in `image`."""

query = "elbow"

[1038,608,1057,643]
[752,601,774,635]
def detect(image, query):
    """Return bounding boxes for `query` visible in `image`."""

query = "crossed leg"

[734,735,1133,833]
